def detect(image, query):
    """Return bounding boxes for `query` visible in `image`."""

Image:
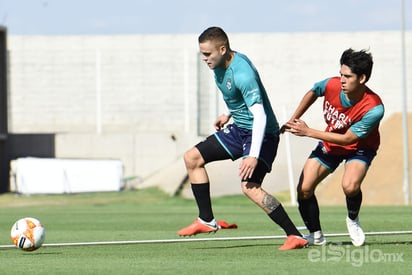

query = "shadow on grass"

[193,239,412,250]
[193,243,278,249]
[19,252,64,256]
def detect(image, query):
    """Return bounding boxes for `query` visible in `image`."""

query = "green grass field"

[0,188,410,274]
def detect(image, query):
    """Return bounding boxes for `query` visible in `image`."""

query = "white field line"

[1,230,411,249]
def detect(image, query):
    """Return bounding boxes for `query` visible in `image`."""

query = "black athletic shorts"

[195,124,280,183]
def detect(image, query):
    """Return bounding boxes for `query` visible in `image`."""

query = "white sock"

[313,230,323,239]
[198,217,217,227]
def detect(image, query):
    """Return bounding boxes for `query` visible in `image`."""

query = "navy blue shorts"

[309,142,377,172]
[195,124,279,177]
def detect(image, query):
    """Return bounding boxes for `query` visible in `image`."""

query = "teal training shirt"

[213,52,279,135]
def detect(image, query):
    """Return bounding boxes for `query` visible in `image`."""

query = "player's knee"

[183,148,203,170]
[241,181,259,197]
[183,149,195,168]
[241,181,251,195]
[342,185,360,197]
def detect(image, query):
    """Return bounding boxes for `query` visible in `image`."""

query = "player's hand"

[279,124,291,134]
[239,156,258,180]
[284,119,309,136]
[214,114,231,131]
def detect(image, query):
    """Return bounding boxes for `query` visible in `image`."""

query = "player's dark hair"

[340,48,373,83]
[198,26,230,49]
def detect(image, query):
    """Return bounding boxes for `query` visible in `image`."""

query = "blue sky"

[0,0,411,35]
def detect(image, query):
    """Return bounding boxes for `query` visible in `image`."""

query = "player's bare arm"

[285,118,360,145]
[280,90,318,133]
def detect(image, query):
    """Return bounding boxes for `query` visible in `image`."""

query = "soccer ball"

[10,217,46,251]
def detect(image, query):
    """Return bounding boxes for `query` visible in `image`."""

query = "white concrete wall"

[6,31,412,195]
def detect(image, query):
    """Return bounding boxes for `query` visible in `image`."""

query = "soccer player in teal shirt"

[178,27,308,250]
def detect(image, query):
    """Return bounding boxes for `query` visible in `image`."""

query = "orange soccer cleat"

[278,235,309,251]
[178,218,219,236]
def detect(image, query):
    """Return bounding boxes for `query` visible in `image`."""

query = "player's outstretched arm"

[280,90,317,134]
[285,118,360,145]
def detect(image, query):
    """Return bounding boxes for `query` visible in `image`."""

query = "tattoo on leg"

[262,194,280,212]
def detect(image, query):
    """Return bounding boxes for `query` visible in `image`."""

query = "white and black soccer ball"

[10,217,46,251]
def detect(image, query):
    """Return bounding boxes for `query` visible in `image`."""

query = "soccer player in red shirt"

[283,48,384,247]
